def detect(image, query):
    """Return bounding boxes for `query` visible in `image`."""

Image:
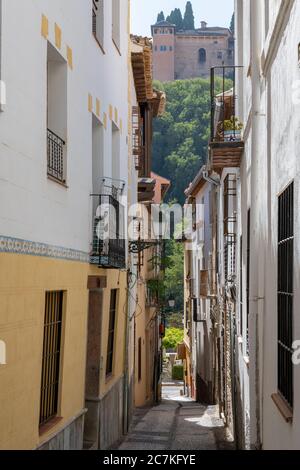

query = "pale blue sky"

[131,0,234,36]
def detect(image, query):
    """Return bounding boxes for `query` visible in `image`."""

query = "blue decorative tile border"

[0,235,90,263]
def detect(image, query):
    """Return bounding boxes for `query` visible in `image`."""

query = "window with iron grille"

[278,182,294,409]
[106,289,118,376]
[92,0,104,46]
[47,43,67,184]
[39,291,64,427]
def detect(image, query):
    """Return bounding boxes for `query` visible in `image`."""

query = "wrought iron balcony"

[47,129,65,183]
[90,192,126,270]
[209,66,244,170]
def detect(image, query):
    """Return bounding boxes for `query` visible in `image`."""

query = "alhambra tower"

[151,21,176,82]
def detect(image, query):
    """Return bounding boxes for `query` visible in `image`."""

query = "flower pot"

[224,130,241,142]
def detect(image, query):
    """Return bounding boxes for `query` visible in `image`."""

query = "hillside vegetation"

[152,77,231,204]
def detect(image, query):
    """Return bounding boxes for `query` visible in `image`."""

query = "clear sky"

[131,0,234,37]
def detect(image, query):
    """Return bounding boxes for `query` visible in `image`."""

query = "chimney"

[201,21,207,29]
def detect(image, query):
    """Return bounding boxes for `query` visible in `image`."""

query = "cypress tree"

[183,1,195,30]
[230,13,235,33]
[157,11,165,23]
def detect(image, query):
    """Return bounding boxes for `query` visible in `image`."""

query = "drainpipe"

[203,168,221,187]
[249,0,262,449]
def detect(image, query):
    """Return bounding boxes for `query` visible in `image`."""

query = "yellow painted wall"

[88,266,128,398]
[134,247,158,408]
[0,253,89,450]
[0,254,128,450]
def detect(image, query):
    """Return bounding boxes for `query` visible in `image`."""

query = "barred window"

[39,292,64,427]
[106,289,118,376]
[278,182,294,409]
[93,0,104,47]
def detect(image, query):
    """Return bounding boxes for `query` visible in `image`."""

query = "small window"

[199,48,206,63]
[217,51,223,60]
[169,46,173,52]
[106,290,118,376]
[112,0,121,51]
[160,45,164,52]
[39,292,64,427]
[278,182,294,409]
[92,0,104,47]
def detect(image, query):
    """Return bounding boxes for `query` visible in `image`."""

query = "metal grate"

[39,291,63,427]
[132,106,144,171]
[106,289,118,376]
[47,129,65,183]
[278,182,294,409]
[90,194,126,269]
[92,0,99,35]
[223,174,237,282]
[210,66,243,143]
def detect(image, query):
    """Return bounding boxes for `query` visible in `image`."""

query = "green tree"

[157,11,165,23]
[162,328,184,350]
[164,240,184,313]
[166,8,183,29]
[183,1,195,30]
[152,77,231,204]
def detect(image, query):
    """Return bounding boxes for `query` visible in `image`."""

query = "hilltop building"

[151,20,234,82]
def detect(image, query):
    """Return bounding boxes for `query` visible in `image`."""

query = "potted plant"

[223,116,243,141]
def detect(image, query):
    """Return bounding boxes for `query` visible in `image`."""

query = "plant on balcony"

[223,116,243,142]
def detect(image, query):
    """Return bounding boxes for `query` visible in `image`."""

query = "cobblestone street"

[118,386,234,451]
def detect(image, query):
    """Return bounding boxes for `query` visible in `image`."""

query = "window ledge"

[93,34,105,54]
[112,39,121,56]
[39,416,63,437]
[47,175,68,188]
[271,393,293,424]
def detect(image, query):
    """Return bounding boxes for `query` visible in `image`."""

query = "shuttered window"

[39,291,64,426]
[278,182,294,409]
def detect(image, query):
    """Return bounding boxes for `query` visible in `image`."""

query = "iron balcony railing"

[90,193,126,269]
[210,66,243,144]
[47,128,65,183]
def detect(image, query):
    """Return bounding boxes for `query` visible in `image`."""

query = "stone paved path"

[118,386,235,451]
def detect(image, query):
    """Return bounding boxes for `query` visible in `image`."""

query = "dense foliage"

[152,78,210,204]
[152,77,232,204]
[164,240,184,313]
[162,328,184,351]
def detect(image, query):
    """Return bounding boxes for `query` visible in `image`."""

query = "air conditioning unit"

[192,298,207,323]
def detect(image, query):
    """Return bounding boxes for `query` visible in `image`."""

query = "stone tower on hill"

[151,20,234,82]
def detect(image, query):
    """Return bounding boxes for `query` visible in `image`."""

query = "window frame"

[106,289,118,377]
[277,182,294,410]
[39,291,64,428]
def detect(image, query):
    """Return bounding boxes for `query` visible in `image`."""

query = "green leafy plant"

[223,116,243,132]
[172,364,184,380]
[162,327,184,350]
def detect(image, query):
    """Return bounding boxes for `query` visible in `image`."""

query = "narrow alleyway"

[118,386,234,451]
